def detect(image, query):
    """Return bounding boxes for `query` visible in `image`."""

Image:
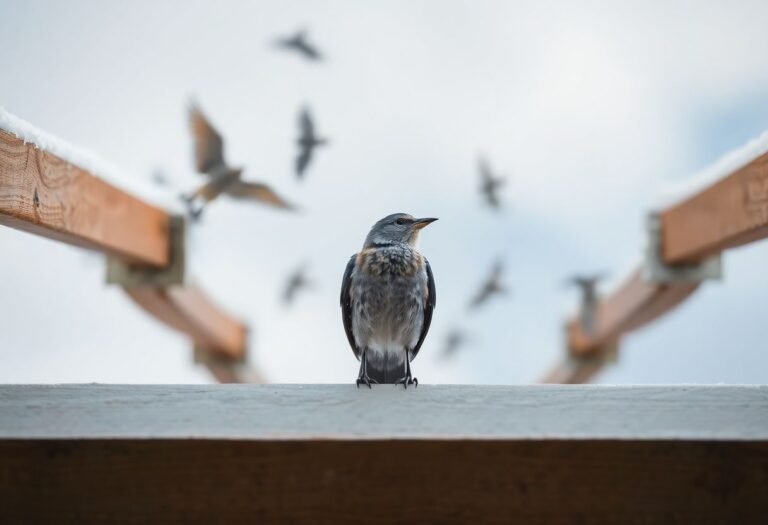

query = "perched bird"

[566,274,605,335]
[295,106,328,178]
[478,156,506,209]
[440,329,469,360]
[468,259,509,310]
[282,263,313,306]
[340,213,437,387]
[274,29,323,61]
[182,103,295,219]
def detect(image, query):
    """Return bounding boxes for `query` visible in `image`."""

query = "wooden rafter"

[0,130,169,266]
[544,140,768,384]
[0,125,256,381]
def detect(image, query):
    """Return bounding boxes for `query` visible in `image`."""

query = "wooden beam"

[0,385,766,523]
[0,129,169,266]
[661,151,768,264]
[1,385,765,441]
[567,269,699,357]
[125,286,247,362]
[544,269,700,383]
[2,439,766,524]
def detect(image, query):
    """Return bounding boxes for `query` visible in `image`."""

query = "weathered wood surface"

[1,385,767,524]
[1,385,766,439]
[662,151,768,264]
[0,129,169,266]
[125,286,247,362]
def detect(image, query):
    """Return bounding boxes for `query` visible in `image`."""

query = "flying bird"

[440,329,469,360]
[282,264,313,306]
[274,29,323,61]
[182,103,295,219]
[478,156,506,209]
[566,274,606,335]
[340,213,438,388]
[469,259,509,310]
[295,106,328,178]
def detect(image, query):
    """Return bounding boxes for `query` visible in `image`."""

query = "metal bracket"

[106,215,186,287]
[643,213,722,283]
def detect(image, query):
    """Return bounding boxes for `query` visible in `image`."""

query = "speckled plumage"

[340,213,437,386]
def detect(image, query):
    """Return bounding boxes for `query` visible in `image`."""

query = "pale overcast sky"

[2,0,768,384]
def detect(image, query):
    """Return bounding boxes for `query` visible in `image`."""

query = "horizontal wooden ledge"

[1,385,766,440]
[0,129,169,266]
[2,440,767,524]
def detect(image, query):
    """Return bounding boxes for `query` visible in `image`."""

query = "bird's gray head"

[363,213,438,248]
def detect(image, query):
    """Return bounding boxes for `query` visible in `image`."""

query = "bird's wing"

[299,107,315,137]
[189,104,227,175]
[188,172,239,202]
[297,41,321,60]
[469,286,490,309]
[224,181,295,209]
[486,191,501,208]
[410,258,436,360]
[283,277,299,304]
[340,255,361,360]
[491,259,504,281]
[478,156,493,183]
[295,146,313,177]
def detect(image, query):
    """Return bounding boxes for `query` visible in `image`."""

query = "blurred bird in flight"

[566,274,606,335]
[341,214,438,387]
[282,263,313,306]
[274,29,323,61]
[182,103,295,220]
[469,259,509,310]
[440,329,469,360]
[295,106,328,179]
[478,156,506,209]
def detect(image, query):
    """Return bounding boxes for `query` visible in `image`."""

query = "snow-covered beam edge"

[0,128,171,265]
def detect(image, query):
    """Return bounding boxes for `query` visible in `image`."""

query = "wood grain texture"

[661,151,768,264]
[0,129,169,266]
[125,286,247,361]
[1,439,767,524]
[1,385,766,440]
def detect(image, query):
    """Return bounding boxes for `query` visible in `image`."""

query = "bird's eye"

[395,218,405,225]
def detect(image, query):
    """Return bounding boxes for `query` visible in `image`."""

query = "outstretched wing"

[340,255,360,360]
[225,181,295,210]
[188,172,240,202]
[295,146,312,177]
[478,156,493,183]
[410,258,436,360]
[299,107,315,138]
[297,41,321,60]
[189,104,226,175]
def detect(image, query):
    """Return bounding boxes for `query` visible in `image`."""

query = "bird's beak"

[413,217,438,230]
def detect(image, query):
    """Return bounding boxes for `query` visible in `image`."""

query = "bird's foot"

[395,375,418,389]
[356,374,378,389]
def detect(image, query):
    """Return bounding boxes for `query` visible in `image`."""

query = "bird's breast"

[357,246,423,278]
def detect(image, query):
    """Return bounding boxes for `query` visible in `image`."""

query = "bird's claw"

[356,375,378,389]
[395,375,418,389]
